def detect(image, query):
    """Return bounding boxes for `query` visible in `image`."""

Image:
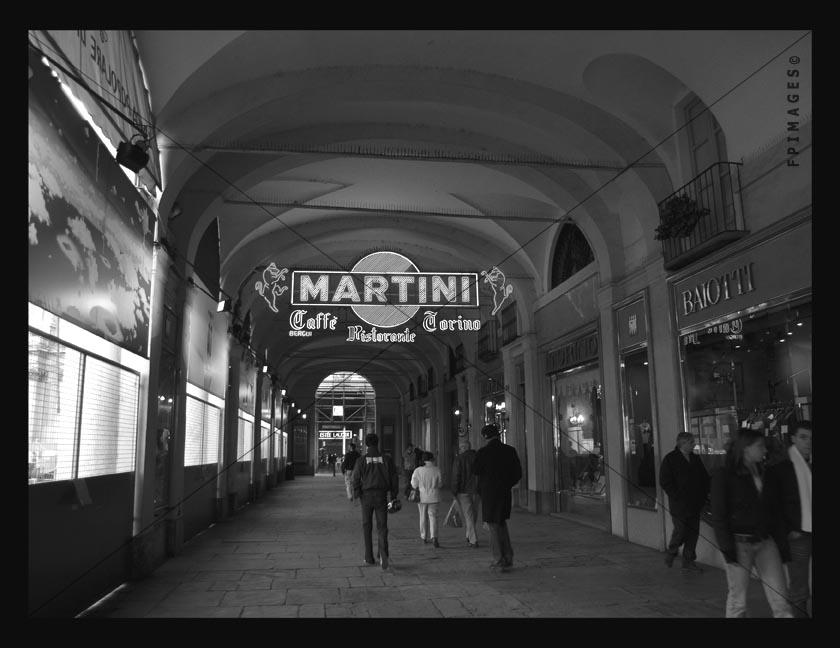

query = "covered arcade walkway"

[80,477,776,619]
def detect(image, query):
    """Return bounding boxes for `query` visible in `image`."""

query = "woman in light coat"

[411,451,443,547]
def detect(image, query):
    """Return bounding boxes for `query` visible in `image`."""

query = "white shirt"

[410,461,442,503]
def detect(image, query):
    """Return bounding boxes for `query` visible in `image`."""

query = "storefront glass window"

[551,363,605,500]
[680,299,812,480]
[620,347,657,510]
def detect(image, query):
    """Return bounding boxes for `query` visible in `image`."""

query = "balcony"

[477,328,498,361]
[659,162,746,271]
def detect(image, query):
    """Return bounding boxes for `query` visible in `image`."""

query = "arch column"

[466,367,482,449]
[520,332,553,513]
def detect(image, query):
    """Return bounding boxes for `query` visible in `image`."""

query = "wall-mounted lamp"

[302,413,307,419]
[115,135,150,173]
[280,389,287,396]
[217,299,228,313]
[297,408,301,414]
[453,408,461,416]
[485,400,493,408]
[569,412,585,426]
[262,364,269,374]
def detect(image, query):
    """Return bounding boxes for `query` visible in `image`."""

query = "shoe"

[664,552,676,568]
[422,537,428,544]
[489,561,510,573]
[682,560,704,573]
[363,559,375,566]
[380,553,389,570]
[469,542,479,548]
[432,538,440,548]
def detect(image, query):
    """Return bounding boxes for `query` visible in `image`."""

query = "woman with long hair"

[710,426,793,617]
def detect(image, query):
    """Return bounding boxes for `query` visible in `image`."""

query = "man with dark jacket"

[340,442,361,502]
[659,432,710,572]
[351,433,400,570]
[473,423,522,572]
[452,438,480,548]
[767,420,812,617]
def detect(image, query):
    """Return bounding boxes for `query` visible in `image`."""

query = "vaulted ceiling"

[134,30,808,401]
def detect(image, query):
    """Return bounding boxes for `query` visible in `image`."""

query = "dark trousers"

[403,469,414,497]
[667,511,701,562]
[360,490,389,563]
[786,531,812,618]
[488,520,514,566]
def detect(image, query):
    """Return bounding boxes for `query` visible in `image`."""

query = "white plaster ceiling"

[133,29,811,395]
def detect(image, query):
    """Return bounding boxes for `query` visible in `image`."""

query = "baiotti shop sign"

[673,221,811,330]
[255,251,515,344]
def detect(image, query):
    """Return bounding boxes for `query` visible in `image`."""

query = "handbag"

[444,499,463,527]
[408,488,420,503]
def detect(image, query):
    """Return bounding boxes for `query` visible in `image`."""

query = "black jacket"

[767,458,808,535]
[659,448,709,518]
[350,448,399,499]
[340,449,361,475]
[474,438,522,523]
[710,463,790,564]
[452,448,478,495]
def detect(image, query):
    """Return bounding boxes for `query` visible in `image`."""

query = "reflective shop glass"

[237,416,254,463]
[620,347,657,510]
[28,331,138,483]
[680,299,812,476]
[184,394,222,467]
[551,363,605,498]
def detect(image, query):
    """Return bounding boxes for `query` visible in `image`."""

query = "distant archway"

[314,372,377,466]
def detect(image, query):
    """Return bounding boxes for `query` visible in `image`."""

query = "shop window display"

[551,363,604,499]
[680,300,812,483]
[620,347,657,510]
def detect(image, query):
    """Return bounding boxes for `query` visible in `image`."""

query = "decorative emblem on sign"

[255,262,289,313]
[628,314,637,337]
[481,266,514,316]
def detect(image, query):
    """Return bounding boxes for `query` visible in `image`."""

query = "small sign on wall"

[616,295,648,351]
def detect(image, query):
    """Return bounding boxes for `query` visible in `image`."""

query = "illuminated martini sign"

[255,251,513,343]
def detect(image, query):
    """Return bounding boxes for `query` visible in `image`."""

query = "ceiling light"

[280,389,287,396]
[797,322,803,327]
[262,364,268,373]
[485,401,493,408]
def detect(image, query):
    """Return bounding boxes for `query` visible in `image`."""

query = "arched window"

[551,222,595,288]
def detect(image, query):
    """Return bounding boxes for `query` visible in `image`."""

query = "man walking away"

[473,423,522,572]
[351,433,399,570]
[452,438,480,548]
[659,432,710,572]
[341,442,361,502]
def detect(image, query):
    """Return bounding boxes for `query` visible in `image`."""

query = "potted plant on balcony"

[654,194,710,241]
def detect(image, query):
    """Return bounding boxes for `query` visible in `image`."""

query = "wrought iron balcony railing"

[477,328,498,361]
[659,162,746,271]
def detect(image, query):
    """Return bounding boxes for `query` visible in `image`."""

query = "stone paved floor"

[81,474,781,619]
